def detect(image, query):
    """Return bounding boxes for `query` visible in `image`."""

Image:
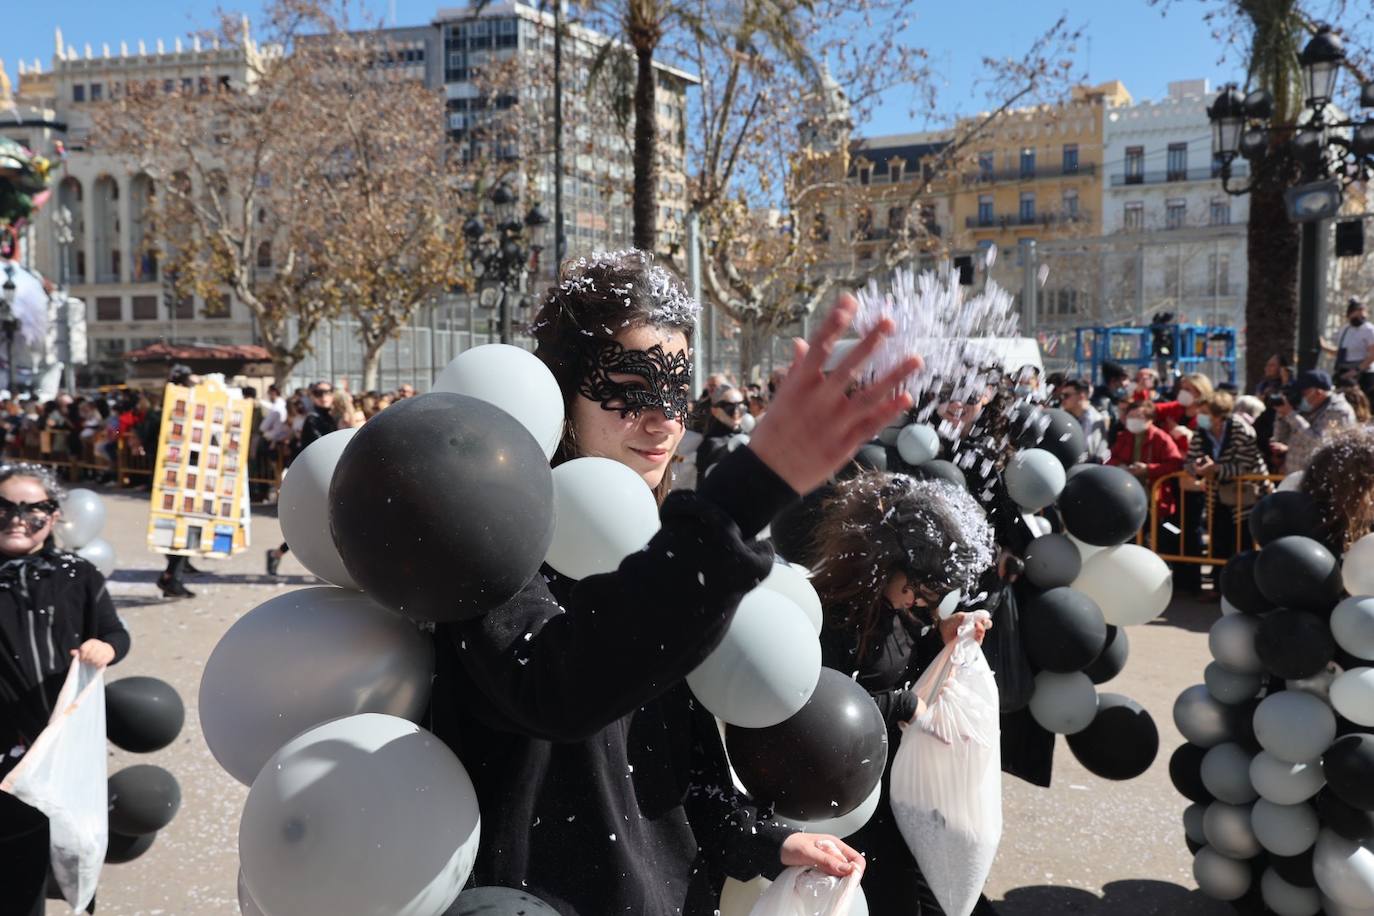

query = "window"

[1019,192,1036,223]
[171,295,194,319]
[218,75,231,92]
[977,153,994,180]
[1166,199,1186,230]
[174,400,186,417]
[187,472,198,490]
[1168,143,1188,181]
[89,83,103,101]
[1020,148,1036,179]
[977,195,994,225]
[1209,252,1232,296]
[199,77,210,95]
[890,159,904,184]
[204,292,230,318]
[195,404,205,421]
[164,469,178,486]
[1165,252,1182,298]
[162,494,174,511]
[183,496,195,513]
[221,500,233,518]
[73,84,85,103]
[1049,289,1080,316]
[1210,199,1231,226]
[1124,201,1144,231]
[95,297,121,321]
[163,79,174,94]
[132,296,158,320]
[180,77,193,93]
[203,498,215,515]
[192,427,203,444]
[1125,146,1144,184]
[888,206,906,235]
[213,407,224,425]
[1062,144,1079,174]
[1062,189,1080,218]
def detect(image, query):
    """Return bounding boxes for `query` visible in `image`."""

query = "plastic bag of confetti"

[889,610,1001,916]
[1,658,108,911]
[748,862,866,916]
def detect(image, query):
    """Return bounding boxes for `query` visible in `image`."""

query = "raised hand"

[749,294,921,496]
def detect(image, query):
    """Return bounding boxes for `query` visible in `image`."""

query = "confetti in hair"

[555,249,700,327]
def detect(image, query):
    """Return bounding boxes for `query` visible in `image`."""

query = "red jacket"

[1109,424,1185,518]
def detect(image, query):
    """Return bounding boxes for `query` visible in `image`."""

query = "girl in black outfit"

[430,250,919,915]
[0,462,130,916]
[811,472,999,915]
[695,384,746,480]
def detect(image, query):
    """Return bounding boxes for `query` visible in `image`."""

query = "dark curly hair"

[1302,427,1374,553]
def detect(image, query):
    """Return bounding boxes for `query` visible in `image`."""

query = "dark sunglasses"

[0,496,59,534]
[714,401,745,416]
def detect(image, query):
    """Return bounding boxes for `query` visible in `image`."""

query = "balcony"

[964,163,1097,185]
[1111,164,1250,187]
[965,210,1093,230]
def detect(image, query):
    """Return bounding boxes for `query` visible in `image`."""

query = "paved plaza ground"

[62,487,1232,916]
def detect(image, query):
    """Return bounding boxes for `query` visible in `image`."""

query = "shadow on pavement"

[109,569,321,588]
[1146,594,1220,635]
[994,880,1230,915]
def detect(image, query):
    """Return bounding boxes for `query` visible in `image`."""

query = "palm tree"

[626,0,669,252]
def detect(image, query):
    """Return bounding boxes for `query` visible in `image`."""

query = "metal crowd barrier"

[1138,471,1286,565]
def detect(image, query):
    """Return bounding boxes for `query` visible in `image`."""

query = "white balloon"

[775,780,881,839]
[56,488,106,550]
[1028,670,1098,734]
[545,458,661,581]
[280,428,360,589]
[1208,614,1264,675]
[1067,533,1104,563]
[1316,829,1374,910]
[718,876,772,916]
[1026,515,1053,538]
[1194,845,1252,901]
[1333,667,1374,727]
[1253,799,1320,857]
[896,423,939,466]
[686,587,822,728]
[1250,752,1325,806]
[75,537,116,578]
[238,870,265,916]
[1073,544,1172,626]
[1005,448,1066,511]
[1345,536,1374,598]
[432,344,564,459]
[759,562,823,635]
[1204,802,1261,859]
[1324,894,1374,916]
[240,714,479,916]
[1204,661,1262,705]
[1333,596,1374,661]
[1279,471,1306,493]
[739,412,756,434]
[200,587,434,786]
[1221,597,1242,617]
[1201,743,1257,805]
[1262,868,1322,916]
[1254,690,1337,765]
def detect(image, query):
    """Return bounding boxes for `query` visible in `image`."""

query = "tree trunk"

[1244,151,1301,390]
[737,322,763,383]
[271,355,294,391]
[362,340,385,392]
[632,42,659,253]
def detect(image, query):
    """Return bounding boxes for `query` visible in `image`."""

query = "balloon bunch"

[102,677,185,865]
[1172,489,1374,915]
[55,488,116,577]
[209,345,573,916]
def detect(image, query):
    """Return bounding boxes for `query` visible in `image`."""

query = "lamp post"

[1,266,18,395]
[463,182,549,345]
[1207,23,1374,371]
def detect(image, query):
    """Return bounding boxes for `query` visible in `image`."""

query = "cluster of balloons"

[102,677,185,864]
[56,488,116,577]
[1172,488,1374,915]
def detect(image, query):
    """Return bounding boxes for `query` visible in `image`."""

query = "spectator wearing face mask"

[1090,361,1130,415]
[1110,399,1185,569]
[1272,370,1358,473]
[1325,298,1374,397]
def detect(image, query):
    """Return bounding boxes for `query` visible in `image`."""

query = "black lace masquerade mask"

[577,339,693,421]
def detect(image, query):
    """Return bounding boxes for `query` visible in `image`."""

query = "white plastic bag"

[748,864,866,916]
[889,611,1002,916]
[1,659,109,912]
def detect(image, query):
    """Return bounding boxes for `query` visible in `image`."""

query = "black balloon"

[1084,625,1130,685]
[1254,609,1335,680]
[108,765,181,836]
[1022,407,1087,470]
[912,459,966,490]
[1023,587,1109,674]
[850,444,888,474]
[1057,465,1148,547]
[1324,734,1374,811]
[770,483,834,567]
[1249,491,1324,546]
[1220,551,1273,615]
[1254,536,1343,613]
[1168,743,1213,804]
[1318,788,1374,841]
[105,830,157,864]
[726,668,887,821]
[1066,693,1159,780]
[330,393,555,621]
[1269,849,1316,888]
[444,886,560,915]
[105,677,185,754]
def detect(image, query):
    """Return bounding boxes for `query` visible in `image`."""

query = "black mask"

[578,339,693,421]
[1352,316,1367,327]
[0,496,59,535]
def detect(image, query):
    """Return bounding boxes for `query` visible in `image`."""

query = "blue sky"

[4,0,1246,132]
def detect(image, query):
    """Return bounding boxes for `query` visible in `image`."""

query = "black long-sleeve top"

[431,446,799,915]
[0,549,128,777]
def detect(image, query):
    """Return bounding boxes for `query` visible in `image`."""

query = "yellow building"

[950,81,1133,257]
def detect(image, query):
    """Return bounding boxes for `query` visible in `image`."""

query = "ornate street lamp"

[1,266,18,394]
[464,183,549,345]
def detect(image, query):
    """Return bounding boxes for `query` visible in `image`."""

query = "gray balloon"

[1028,670,1098,735]
[200,587,434,785]
[1184,802,1208,845]
[444,887,561,915]
[1209,614,1264,675]
[1174,684,1237,749]
[1250,751,1325,806]
[1253,799,1320,857]
[1194,845,1252,901]
[76,537,116,578]
[1262,869,1321,916]
[238,870,266,916]
[1005,448,1067,511]
[1205,661,1263,706]
[1024,533,1083,590]
[1204,802,1261,859]
[1201,742,1258,805]
[56,488,106,551]
[1254,690,1337,765]
[896,424,939,466]
[279,428,360,589]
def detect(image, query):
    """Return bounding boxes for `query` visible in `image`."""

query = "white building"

[1101,78,1250,332]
